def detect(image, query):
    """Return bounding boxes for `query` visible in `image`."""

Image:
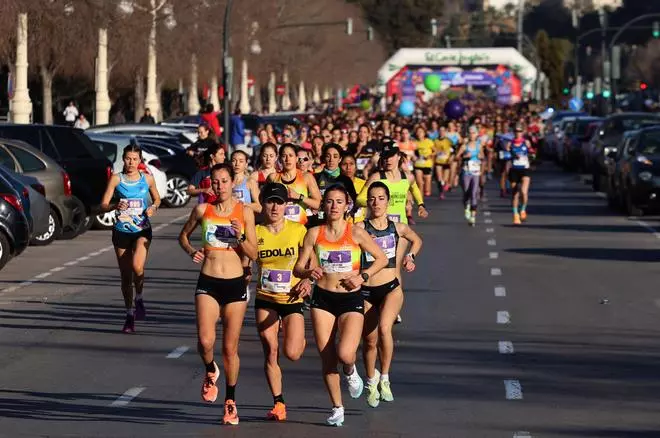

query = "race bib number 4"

[320,250,353,273]
[366,234,396,261]
[261,269,292,293]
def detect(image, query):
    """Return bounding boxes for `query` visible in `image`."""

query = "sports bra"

[201,202,245,251]
[315,223,361,274]
[232,175,252,204]
[363,219,398,269]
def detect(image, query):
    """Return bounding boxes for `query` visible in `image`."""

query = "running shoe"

[380,379,394,402]
[468,214,476,227]
[134,299,146,321]
[122,314,135,334]
[520,210,528,221]
[201,362,220,403]
[344,369,364,399]
[326,406,344,427]
[464,207,471,221]
[223,399,239,425]
[366,370,381,408]
[395,314,402,324]
[266,402,287,421]
[513,213,522,225]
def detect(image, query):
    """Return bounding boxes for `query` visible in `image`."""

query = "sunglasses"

[298,157,310,162]
[283,133,293,138]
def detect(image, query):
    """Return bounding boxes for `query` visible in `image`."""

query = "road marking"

[487,239,497,246]
[498,341,515,354]
[63,261,78,267]
[88,251,102,257]
[166,346,190,359]
[595,192,606,199]
[484,211,492,216]
[635,220,660,240]
[486,227,494,233]
[485,218,493,224]
[98,246,112,253]
[110,386,146,407]
[50,266,65,273]
[34,272,51,279]
[497,311,510,324]
[489,252,499,259]
[3,287,18,293]
[514,432,532,437]
[491,268,502,276]
[504,380,523,399]
[19,281,33,287]
[76,256,90,262]
[495,286,507,297]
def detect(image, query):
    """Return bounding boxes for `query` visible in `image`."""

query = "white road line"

[484,211,492,216]
[63,261,78,267]
[2,287,18,293]
[497,311,510,324]
[98,247,112,253]
[498,341,515,354]
[166,346,190,359]
[504,380,523,399]
[486,228,494,233]
[485,218,493,224]
[487,238,497,246]
[19,281,33,287]
[88,251,102,257]
[50,266,65,273]
[34,272,51,279]
[494,286,507,297]
[491,268,502,276]
[595,192,606,199]
[76,256,90,262]
[110,386,146,407]
[489,252,499,259]
[514,432,532,437]
[635,220,660,240]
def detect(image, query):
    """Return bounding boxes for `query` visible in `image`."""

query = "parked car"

[0,166,51,245]
[0,125,112,235]
[134,137,185,157]
[87,124,197,146]
[560,116,602,171]
[605,130,640,212]
[542,111,587,159]
[579,120,603,172]
[0,172,30,269]
[606,126,660,216]
[0,137,86,241]
[86,133,169,229]
[588,113,660,191]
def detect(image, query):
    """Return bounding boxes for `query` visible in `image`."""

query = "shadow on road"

[506,247,660,262]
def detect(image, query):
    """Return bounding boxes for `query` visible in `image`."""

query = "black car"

[0,172,30,270]
[607,126,660,216]
[0,125,112,226]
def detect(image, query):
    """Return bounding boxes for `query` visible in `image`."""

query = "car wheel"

[93,211,116,230]
[0,231,10,270]
[31,207,62,246]
[163,174,191,208]
[60,197,88,240]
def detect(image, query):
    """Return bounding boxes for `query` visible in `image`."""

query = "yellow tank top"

[271,170,310,225]
[351,177,366,223]
[434,138,452,164]
[414,139,435,169]
[256,220,306,304]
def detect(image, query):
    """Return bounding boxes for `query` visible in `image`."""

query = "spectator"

[230,108,246,151]
[200,104,221,137]
[74,114,90,130]
[139,108,156,124]
[63,101,79,126]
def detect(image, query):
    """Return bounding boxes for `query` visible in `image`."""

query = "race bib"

[319,250,353,273]
[356,157,369,170]
[261,268,292,293]
[284,204,301,222]
[499,151,512,160]
[366,234,396,261]
[123,198,144,216]
[436,152,449,163]
[387,214,401,223]
[513,156,530,168]
[466,160,481,175]
[205,224,238,249]
[232,189,244,200]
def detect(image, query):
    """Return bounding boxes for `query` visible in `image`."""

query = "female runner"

[231,150,261,213]
[178,163,257,426]
[294,184,387,427]
[100,144,160,333]
[250,142,278,188]
[357,182,422,407]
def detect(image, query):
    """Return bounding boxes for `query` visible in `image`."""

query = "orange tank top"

[314,223,362,274]
[201,202,245,251]
[271,170,310,225]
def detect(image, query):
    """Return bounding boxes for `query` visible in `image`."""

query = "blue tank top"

[232,176,252,204]
[463,142,481,175]
[447,133,459,147]
[511,140,530,169]
[115,173,150,233]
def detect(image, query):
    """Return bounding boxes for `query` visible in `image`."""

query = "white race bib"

[513,156,529,168]
[319,249,353,273]
[204,224,238,249]
[284,204,301,222]
[366,234,396,262]
[356,157,369,170]
[387,214,401,223]
[466,160,481,175]
[124,198,145,216]
[260,268,292,293]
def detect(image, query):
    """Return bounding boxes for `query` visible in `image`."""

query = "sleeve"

[190,170,203,187]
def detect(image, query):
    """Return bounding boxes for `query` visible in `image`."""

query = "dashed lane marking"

[491,268,502,276]
[635,219,660,240]
[488,239,497,246]
[504,379,523,400]
[489,252,499,259]
[514,432,532,437]
[497,311,510,324]
[166,346,190,359]
[486,228,494,233]
[485,218,493,224]
[499,341,515,354]
[494,286,507,297]
[484,211,492,216]
[110,386,146,407]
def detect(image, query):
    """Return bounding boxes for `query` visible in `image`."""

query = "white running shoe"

[344,368,364,399]
[395,314,402,324]
[326,406,344,426]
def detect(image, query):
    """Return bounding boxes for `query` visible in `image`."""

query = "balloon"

[424,74,442,92]
[503,71,511,79]
[398,100,415,117]
[360,100,372,111]
[444,99,465,120]
[569,97,584,111]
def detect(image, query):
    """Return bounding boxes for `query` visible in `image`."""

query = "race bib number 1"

[320,250,353,273]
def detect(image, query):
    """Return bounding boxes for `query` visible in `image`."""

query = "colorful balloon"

[398,100,415,117]
[360,100,372,111]
[424,74,442,92]
[444,99,465,120]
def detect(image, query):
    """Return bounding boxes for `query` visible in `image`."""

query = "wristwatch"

[299,193,304,202]
[360,272,370,282]
[406,252,416,261]
[238,233,247,243]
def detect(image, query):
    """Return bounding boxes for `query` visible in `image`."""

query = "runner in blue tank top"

[101,144,161,333]
[456,126,484,227]
[507,124,532,225]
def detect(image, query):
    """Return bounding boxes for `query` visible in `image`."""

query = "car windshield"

[639,131,660,155]
[617,117,660,131]
[94,140,118,162]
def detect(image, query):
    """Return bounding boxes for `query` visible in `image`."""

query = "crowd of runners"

[99,96,544,426]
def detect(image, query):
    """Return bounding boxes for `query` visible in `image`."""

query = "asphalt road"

[1,163,660,437]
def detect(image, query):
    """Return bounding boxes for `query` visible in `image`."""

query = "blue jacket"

[230,115,245,146]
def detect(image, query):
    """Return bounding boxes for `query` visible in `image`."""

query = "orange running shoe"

[201,362,220,403]
[513,213,522,225]
[223,399,239,425]
[520,210,528,221]
[266,402,287,421]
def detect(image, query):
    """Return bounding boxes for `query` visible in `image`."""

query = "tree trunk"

[41,67,53,125]
[134,70,145,122]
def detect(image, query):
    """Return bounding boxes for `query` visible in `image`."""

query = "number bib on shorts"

[260,268,292,293]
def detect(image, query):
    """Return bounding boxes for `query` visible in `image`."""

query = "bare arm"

[145,174,161,215]
[178,204,204,257]
[247,179,262,213]
[237,206,258,261]
[100,174,120,213]
[302,172,322,210]
[294,227,321,279]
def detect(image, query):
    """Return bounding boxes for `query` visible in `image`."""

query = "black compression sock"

[274,394,285,404]
[225,384,236,401]
[205,360,216,373]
